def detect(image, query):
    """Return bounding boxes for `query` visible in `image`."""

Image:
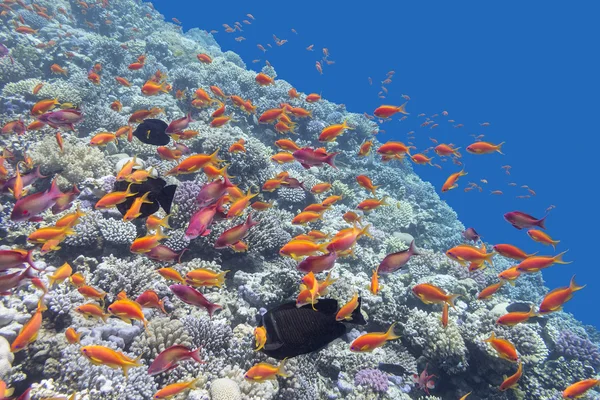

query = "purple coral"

[354,369,389,393]
[555,330,600,366]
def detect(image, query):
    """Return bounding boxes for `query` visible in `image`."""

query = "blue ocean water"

[155,0,600,328]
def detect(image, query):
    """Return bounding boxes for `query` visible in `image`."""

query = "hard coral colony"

[0,0,592,399]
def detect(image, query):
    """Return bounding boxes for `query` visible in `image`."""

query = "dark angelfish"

[259,298,365,360]
[114,177,176,220]
[133,119,170,145]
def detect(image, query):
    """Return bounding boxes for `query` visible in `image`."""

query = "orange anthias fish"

[527,229,560,249]
[90,132,117,146]
[130,227,168,253]
[434,144,461,157]
[326,224,371,255]
[477,280,505,300]
[197,53,212,63]
[356,175,379,195]
[497,305,537,326]
[11,297,46,352]
[115,76,132,86]
[136,290,166,313]
[441,168,467,192]
[305,93,321,102]
[412,283,460,308]
[245,359,288,382]
[65,327,81,344]
[466,141,505,155]
[31,98,59,115]
[483,332,518,362]
[75,302,108,321]
[411,153,434,166]
[271,152,295,164]
[229,138,246,153]
[141,80,169,95]
[288,87,300,98]
[108,298,148,330]
[165,149,222,176]
[492,244,536,261]
[499,362,523,391]
[185,268,228,288]
[280,239,329,260]
[318,121,354,142]
[515,250,571,273]
[158,267,185,283]
[538,275,585,314]
[292,211,324,225]
[562,379,600,399]
[357,196,388,212]
[498,266,522,285]
[254,326,267,351]
[374,103,408,118]
[310,182,332,194]
[87,69,100,85]
[336,293,359,321]
[255,72,274,86]
[275,139,300,152]
[358,140,373,157]
[446,244,494,267]
[47,262,72,287]
[153,378,200,399]
[110,100,122,112]
[95,183,137,209]
[370,267,381,295]
[50,63,68,75]
[441,302,449,328]
[81,345,143,377]
[350,323,399,352]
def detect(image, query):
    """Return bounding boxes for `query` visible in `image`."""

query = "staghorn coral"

[91,254,158,298]
[130,317,193,363]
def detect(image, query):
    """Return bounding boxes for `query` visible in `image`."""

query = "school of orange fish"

[0,2,593,399]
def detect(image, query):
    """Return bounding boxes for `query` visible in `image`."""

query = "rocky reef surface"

[0,0,599,399]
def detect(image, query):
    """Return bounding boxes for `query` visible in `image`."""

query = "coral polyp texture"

[0,0,596,399]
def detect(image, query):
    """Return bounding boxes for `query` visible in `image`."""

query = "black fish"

[505,302,547,327]
[114,177,176,220]
[259,298,366,360]
[133,119,170,145]
[378,363,409,376]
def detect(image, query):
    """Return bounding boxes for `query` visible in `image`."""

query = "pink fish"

[1,166,46,193]
[166,113,194,134]
[292,147,338,169]
[297,252,337,273]
[174,142,191,154]
[185,202,225,239]
[214,214,258,249]
[146,245,187,263]
[51,185,80,214]
[0,267,36,295]
[37,109,83,130]
[412,364,436,395]
[11,177,64,221]
[0,249,36,271]
[196,177,235,206]
[462,227,480,241]
[169,284,222,317]
[504,211,547,230]
[378,240,420,274]
[148,344,204,375]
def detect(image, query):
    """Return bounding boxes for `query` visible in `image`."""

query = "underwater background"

[1,0,599,398]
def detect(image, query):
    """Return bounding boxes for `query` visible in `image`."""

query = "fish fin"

[157,185,177,215]
[496,142,505,155]
[277,358,290,377]
[569,275,585,292]
[553,250,572,265]
[189,347,205,364]
[483,331,496,343]
[385,322,401,340]
[537,214,548,230]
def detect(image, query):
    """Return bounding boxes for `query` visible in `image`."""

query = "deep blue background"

[154,0,600,327]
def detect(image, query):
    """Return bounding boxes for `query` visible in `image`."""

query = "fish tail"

[277,358,290,377]
[397,102,409,115]
[485,252,494,267]
[177,248,188,264]
[496,142,505,155]
[324,152,338,169]
[206,302,222,318]
[209,148,221,164]
[371,185,380,195]
[125,183,138,197]
[343,119,354,130]
[189,347,205,364]
[447,293,461,309]
[537,214,548,230]
[385,322,401,340]
[360,224,372,238]
[553,250,572,264]
[25,248,39,270]
[551,240,559,251]
[483,331,496,343]
[569,275,586,292]
[160,214,171,229]
[140,191,153,204]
